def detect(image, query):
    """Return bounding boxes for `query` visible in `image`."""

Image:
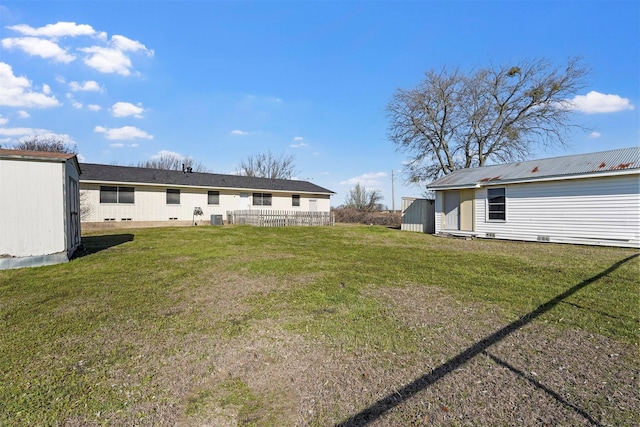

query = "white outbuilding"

[0,149,82,269]
[427,147,640,248]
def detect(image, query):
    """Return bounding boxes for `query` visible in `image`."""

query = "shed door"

[444,191,460,230]
[309,199,318,212]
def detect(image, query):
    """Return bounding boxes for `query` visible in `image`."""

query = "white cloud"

[291,142,309,148]
[153,149,183,159]
[111,101,144,118]
[568,91,635,114]
[111,35,153,54]
[17,110,30,118]
[79,34,153,76]
[69,80,102,92]
[72,100,83,109]
[339,172,388,186]
[293,136,304,141]
[588,131,601,139]
[87,104,101,111]
[0,115,7,126]
[0,127,45,137]
[230,129,249,135]
[1,37,75,63]
[7,22,97,38]
[0,62,60,108]
[110,143,124,147]
[79,46,133,76]
[0,127,75,146]
[94,125,153,140]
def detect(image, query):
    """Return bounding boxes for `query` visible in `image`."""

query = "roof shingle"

[79,163,335,194]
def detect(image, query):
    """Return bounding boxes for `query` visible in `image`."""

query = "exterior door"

[444,191,460,230]
[239,193,250,210]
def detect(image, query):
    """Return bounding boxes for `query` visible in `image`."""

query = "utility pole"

[391,170,395,212]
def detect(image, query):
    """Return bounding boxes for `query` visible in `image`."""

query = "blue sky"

[1,1,638,208]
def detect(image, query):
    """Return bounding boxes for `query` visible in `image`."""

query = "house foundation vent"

[537,235,550,242]
[486,232,495,238]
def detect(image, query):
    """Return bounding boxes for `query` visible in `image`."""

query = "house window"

[208,191,220,205]
[292,195,300,207]
[253,193,272,206]
[167,189,180,204]
[100,186,134,204]
[487,188,506,221]
[118,187,134,204]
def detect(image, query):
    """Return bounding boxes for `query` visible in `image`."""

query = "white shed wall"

[0,159,65,257]
[458,174,639,247]
[81,184,331,224]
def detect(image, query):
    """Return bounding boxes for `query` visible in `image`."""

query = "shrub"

[333,207,401,228]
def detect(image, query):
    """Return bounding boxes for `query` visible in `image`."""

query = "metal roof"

[79,163,335,195]
[427,147,640,189]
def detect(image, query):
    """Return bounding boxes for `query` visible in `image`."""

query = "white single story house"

[0,149,82,269]
[427,147,640,248]
[79,163,334,228]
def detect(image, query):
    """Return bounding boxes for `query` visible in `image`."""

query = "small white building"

[0,149,82,269]
[79,163,334,228]
[401,197,435,234]
[427,147,640,248]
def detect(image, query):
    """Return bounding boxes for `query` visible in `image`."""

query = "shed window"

[100,186,134,204]
[208,191,220,205]
[487,188,506,221]
[253,193,272,206]
[292,195,300,207]
[167,189,180,205]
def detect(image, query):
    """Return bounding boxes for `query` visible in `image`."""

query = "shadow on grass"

[74,234,134,258]
[334,253,639,427]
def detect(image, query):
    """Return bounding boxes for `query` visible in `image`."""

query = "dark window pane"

[208,191,220,205]
[487,188,506,220]
[292,195,300,206]
[119,187,135,204]
[262,193,272,206]
[100,186,117,203]
[167,189,180,204]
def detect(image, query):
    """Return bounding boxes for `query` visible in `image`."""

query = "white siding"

[81,184,331,224]
[473,174,640,247]
[0,159,66,257]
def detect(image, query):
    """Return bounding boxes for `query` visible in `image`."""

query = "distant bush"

[333,207,401,228]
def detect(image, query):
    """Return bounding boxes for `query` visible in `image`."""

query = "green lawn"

[0,225,637,426]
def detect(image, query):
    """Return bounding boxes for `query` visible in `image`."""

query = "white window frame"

[486,187,506,222]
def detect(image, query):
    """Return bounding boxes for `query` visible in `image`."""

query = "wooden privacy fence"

[227,210,334,227]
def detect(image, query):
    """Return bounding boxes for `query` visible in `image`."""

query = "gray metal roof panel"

[79,163,335,194]
[428,147,640,189]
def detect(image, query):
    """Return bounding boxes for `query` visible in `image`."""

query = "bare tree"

[237,151,298,179]
[137,153,208,172]
[80,190,92,221]
[344,183,384,212]
[13,136,78,154]
[387,57,589,186]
